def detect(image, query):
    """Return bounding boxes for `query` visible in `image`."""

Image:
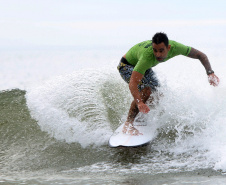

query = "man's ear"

[168,45,171,51]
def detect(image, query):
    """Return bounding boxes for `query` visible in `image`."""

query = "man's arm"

[187,47,212,73]
[187,47,219,86]
[129,71,150,113]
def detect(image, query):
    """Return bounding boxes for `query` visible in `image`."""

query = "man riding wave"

[117,32,219,135]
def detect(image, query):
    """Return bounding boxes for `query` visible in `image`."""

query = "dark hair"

[152,32,169,47]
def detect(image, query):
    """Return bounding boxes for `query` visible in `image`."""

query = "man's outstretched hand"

[208,73,220,87]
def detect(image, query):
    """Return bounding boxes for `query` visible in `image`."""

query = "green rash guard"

[125,40,191,74]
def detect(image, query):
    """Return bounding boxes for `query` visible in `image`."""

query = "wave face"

[1,63,226,181]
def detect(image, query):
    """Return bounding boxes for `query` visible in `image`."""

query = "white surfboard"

[109,122,155,147]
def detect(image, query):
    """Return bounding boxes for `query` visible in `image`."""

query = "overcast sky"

[0,0,226,49]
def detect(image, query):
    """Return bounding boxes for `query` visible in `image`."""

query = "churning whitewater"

[23,59,226,174]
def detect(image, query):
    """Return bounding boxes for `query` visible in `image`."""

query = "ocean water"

[1,46,226,184]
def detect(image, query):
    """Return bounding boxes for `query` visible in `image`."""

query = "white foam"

[26,67,128,147]
[25,52,226,172]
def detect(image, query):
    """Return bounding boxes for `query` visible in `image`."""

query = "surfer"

[117,32,220,135]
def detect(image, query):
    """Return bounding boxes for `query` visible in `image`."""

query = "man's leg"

[123,87,152,135]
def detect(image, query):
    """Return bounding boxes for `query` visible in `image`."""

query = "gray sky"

[0,0,226,49]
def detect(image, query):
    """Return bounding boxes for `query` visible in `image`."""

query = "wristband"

[207,70,214,75]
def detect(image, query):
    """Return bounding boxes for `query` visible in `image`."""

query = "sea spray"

[25,60,226,173]
[26,68,131,147]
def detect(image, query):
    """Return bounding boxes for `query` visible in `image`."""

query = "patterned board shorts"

[117,57,159,92]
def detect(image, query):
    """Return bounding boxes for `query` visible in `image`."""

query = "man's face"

[152,42,171,62]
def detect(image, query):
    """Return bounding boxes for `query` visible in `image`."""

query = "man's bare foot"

[122,122,143,135]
